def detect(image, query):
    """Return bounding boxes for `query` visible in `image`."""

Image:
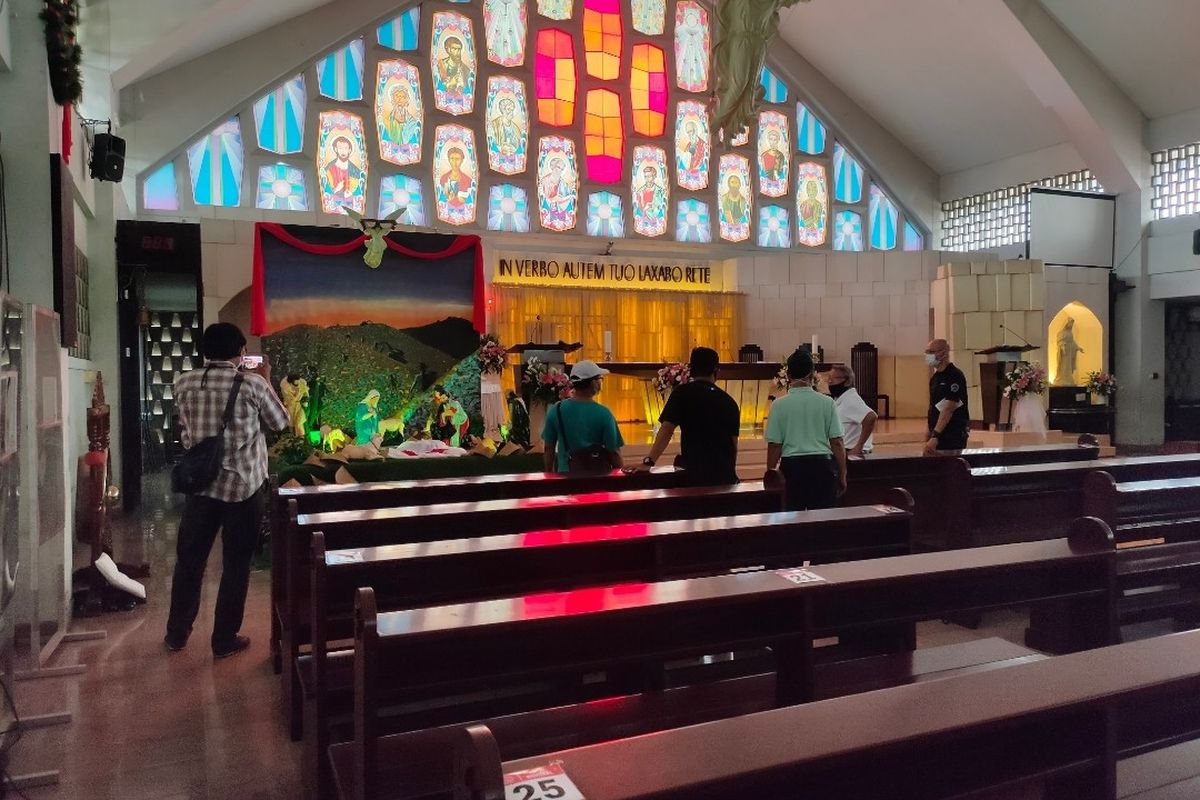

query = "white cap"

[570,360,610,382]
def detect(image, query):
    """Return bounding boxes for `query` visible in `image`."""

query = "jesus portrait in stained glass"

[317,111,367,214]
[674,2,709,92]
[484,0,526,66]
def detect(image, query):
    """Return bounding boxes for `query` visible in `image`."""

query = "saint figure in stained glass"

[537,0,572,20]
[486,76,529,175]
[795,162,828,247]
[317,112,367,214]
[757,110,789,197]
[376,61,422,166]
[432,13,477,115]
[719,154,751,242]
[632,0,664,35]
[674,2,709,92]
[631,147,668,237]
[537,137,578,231]
[484,0,526,66]
[675,101,709,190]
[434,125,479,225]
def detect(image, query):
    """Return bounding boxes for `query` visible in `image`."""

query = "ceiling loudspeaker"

[89,133,126,182]
[1193,228,1199,256]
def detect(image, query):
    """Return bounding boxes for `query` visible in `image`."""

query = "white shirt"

[833,387,875,453]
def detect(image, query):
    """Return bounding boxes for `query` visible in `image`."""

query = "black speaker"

[1193,228,1199,256]
[90,133,126,182]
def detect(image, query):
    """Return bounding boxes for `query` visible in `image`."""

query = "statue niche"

[1047,302,1103,387]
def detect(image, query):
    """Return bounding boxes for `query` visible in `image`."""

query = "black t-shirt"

[928,363,970,437]
[659,380,740,484]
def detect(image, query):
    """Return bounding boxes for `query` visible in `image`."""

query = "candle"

[811,334,819,356]
[603,330,613,355]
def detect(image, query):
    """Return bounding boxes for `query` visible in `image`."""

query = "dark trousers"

[936,428,970,451]
[167,486,264,649]
[780,455,837,511]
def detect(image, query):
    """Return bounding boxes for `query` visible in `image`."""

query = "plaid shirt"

[175,361,290,502]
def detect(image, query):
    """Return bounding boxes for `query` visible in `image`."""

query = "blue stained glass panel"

[256,164,308,211]
[377,7,421,51]
[758,205,791,248]
[833,143,863,203]
[378,175,427,226]
[487,184,530,231]
[759,67,787,104]
[675,198,711,243]
[317,38,365,101]
[587,191,625,237]
[143,163,179,211]
[795,102,826,155]
[833,210,864,252]
[186,118,244,207]
[904,220,924,251]
[253,75,306,154]
[869,184,897,250]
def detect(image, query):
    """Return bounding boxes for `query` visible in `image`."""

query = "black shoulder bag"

[171,372,244,495]
[554,401,614,476]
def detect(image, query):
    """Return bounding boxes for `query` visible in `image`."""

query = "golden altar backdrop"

[491,285,743,422]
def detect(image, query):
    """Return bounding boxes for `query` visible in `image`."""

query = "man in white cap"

[542,360,624,474]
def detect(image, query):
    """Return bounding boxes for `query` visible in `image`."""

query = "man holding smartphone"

[165,323,289,658]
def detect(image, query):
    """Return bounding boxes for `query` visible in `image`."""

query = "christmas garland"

[41,0,83,106]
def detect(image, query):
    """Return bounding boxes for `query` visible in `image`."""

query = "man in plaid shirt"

[166,323,289,658]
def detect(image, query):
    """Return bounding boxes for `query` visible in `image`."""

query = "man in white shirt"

[825,365,877,456]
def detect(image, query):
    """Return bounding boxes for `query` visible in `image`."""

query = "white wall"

[939,142,1087,203]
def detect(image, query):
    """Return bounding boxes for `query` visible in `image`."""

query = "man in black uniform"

[636,346,740,485]
[923,338,970,454]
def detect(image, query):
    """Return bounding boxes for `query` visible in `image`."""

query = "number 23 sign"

[504,764,586,800]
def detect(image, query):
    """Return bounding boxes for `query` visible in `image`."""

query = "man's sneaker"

[213,635,251,660]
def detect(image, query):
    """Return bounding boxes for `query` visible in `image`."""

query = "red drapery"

[250,222,485,336]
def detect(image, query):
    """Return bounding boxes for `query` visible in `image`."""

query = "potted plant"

[1085,371,1117,405]
[652,362,690,397]
[1003,362,1048,436]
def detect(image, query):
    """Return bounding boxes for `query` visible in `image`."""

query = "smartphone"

[241,355,264,370]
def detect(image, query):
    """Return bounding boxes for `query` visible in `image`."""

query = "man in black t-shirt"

[923,338,971,454]
[636,347,740,485]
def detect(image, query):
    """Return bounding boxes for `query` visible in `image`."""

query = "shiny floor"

[9,472,1028,800]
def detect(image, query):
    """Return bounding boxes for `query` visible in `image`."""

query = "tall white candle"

[603,330,613,355]
[811,334,819,355]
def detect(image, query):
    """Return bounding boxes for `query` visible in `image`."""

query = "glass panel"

[584,88,623,183]
[904,220,924,251]
[630,43,667,136]
[186,118,244,207]
[757,109,789,198]
[317,39,365,101]
[632,0,665,35]
[718,153,751,242]
[833,142,863,203]
[316,111,368,214]
[486,76,530,175]
[631,145,668,237]
[758,205,791,248]
[256,163,309,211]
[484,0,526,66]
[760,66,787,103]
[674,100,710,190]
[795,162,829,247]
[376,60,423,166]
[535,29,577,126]
[431,12,477,115]
[674,1,709,92]
[583,0,622,80]
[488,184,531,231]
[537,0,572,20]
[833,209,864,251]
[143,163,179,211]
[253,75,305,154]
[869,184,898,250]
[537,135,579,231]
[587,191,625,237]
[675,198,711,243]
[378,174,427,225]
[433,124,479,224]
[377,7,420,51]
[795,102,826,155]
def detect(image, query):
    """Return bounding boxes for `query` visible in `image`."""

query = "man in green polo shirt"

[765,348,847,510]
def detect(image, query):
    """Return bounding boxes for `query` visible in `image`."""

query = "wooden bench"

[374,630,1200,800]
[330,527,1116,799]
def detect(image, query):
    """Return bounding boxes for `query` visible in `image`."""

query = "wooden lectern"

[976,344,1037,430]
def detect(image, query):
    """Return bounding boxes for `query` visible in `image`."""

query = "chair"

[851,342,891,419]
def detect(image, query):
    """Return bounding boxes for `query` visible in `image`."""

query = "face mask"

[828,383,849,398]
[924,353,940,367]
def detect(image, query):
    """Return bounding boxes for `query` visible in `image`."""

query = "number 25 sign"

[504,764,586,800]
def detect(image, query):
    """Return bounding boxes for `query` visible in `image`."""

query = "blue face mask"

[924,353,940,367]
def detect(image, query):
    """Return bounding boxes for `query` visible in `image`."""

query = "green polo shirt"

[765,386,844,457]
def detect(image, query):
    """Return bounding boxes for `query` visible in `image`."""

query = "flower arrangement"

[652,362,690,395]
[478,334,507,375]
[772,363,790,391]
[522,357,571,403]
[1002,362,1047,399]
[1085,371,1118,397]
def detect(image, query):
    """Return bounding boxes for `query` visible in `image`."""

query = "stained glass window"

[537,135,579,231]
[186,118,243,207]
[674,1,708,92]
[795,162,828,247]
[758,206,790,248]
[317,39,365,101]
[143,163,178,211]
[757,110,789,198]
[760,67,787,104]
[833,210,863,251]
[431,12,477,115]
[674,101,709,191]
[584,89,623,183]
[676,198,711,243]
[535,29,577,126]
[630,44,667,137]
[379,175,426,225]
[537,0,572,20]
[869,184,897,250]
[833,142,863,203]
[632,0,665,34]
[720,126,749,147]
[718,154,751,242]
[484,0,526,67]
[376,60,423,166]
[433,124,479,224]
[631,146,668,237]
[253,75,305,155]
[488,184,531,231]
[377,7,420,51]
[486,76,529,175]
[317,111,368,214]
[904,220,924,251]
[583,0,622,80]
[796,102,826,155]
[587,191,625,237]
[256,164,308,211]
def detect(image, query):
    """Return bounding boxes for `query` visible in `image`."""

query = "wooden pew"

[394,630,1200,800]
[331,527,1116,799]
